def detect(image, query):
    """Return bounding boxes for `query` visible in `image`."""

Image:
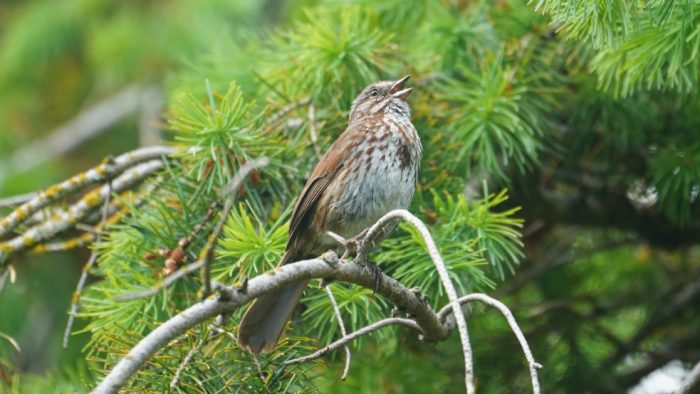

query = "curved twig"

[324,285,352,379]
[357,209,475,393]
[438,294,542,394]
[284,317,420,366]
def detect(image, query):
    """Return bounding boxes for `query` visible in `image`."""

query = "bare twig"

[0,332,21,352]
[0,145,175,237]
[307,105,322,160]
[356,209,475,394]
[0,160,164,264]
[675,360,700,394]
[4,85,157,177]
[325,285,351,380]
[285,317,420,366]
[438,294,542,394]
[265,98,310,126]
[207,325,266,382]
[201,157,270,297]
[0,265,15,295]
[116,260,205,302]
[63,182,112,348]
[170,330,208,389]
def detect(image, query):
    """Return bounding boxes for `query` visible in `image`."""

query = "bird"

[237,75,422,354]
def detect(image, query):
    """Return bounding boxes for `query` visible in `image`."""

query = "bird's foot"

[328,228,370,261]
[321,251,339,267]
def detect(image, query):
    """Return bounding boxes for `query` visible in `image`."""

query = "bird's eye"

[369,89,379,97]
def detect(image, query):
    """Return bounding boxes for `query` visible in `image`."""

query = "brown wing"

[286,131,355,251]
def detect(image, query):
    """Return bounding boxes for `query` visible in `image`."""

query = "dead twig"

[325,285,352,379]
[63,183,112,348]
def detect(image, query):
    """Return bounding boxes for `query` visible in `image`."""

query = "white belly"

[330,142,419,238]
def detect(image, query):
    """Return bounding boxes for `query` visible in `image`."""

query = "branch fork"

[93,209,540,394]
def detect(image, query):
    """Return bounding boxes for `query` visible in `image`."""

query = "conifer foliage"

[1,0,699,392]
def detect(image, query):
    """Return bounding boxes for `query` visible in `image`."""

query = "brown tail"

[237,251,309,354]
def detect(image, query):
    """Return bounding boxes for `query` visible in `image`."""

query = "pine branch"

[93,211,539,394]
[0,145,175,237]
[0,160,165,265]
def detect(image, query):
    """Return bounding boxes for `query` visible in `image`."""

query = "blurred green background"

[1,0,700,393]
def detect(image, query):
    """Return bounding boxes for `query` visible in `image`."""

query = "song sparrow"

[238,76,422,354]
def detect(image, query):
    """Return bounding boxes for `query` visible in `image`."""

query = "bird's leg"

[326,228,381,291]
[327,229,370,260]
[342,228,370,260]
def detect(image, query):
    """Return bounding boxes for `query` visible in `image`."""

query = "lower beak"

[390,75,412,100]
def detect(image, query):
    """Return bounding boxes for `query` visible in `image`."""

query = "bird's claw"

[340,228,370,260]
[321,251,339,267]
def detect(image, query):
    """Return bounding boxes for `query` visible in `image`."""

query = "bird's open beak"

[390,75,412,100]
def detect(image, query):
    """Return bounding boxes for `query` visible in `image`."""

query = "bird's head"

[349,76,412,122]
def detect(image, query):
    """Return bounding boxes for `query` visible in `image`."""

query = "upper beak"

[390,75,412,100]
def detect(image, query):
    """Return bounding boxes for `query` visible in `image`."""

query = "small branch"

[356,209,475,394]
[116,260,205,302]
[4,85,155,177]
[265,98,310,126]
[325,285,351,380]
[0,332,21,352]
[0,160,164,265]
[170,331,208,389]
[674,359,700,394]
[31,209,127,255]
[0,145,175,237]
[0,265,15,295]
[285,317,420,366]
[438,294,542,394]
[201,157,270,297]
[63,183,112,348]
[30,184,151,256]
[207,325,266,382]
